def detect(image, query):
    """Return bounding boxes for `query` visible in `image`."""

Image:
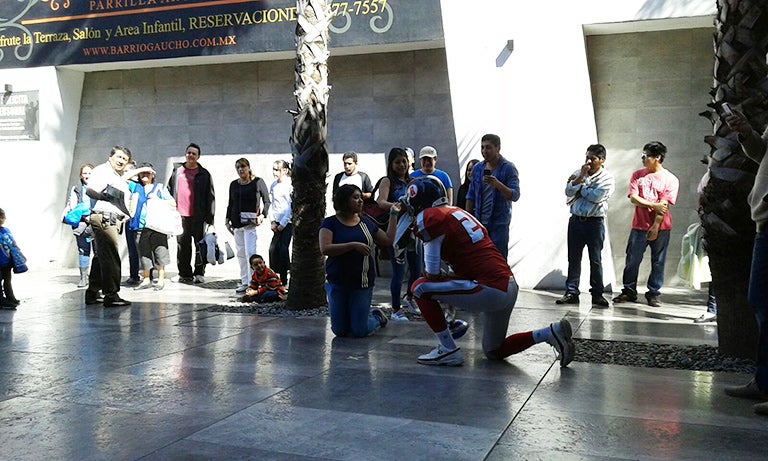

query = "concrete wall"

[440,0,716,291]
[60,49,456,272]
[588,27,715,290]
[0,67,83,270]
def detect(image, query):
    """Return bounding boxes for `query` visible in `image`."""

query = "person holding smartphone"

[465,134,520,260]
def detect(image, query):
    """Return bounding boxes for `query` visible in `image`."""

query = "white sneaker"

[402,296,421,316]
[390,310,409,322]
[193,275,205,284]
[417,345,463,366]
[547,319,575,368]
[235,284,248,294]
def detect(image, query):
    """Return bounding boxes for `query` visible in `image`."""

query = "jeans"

[486,222,510,261]
[269,223,292,285]
[748,230,768,392]
[388,246,422,309]
[565,216,605,296]
[75,232,92,268]
[620,228,671,297]
[177,217,206,278]
[325,283,378,338]
[234,225,258,286]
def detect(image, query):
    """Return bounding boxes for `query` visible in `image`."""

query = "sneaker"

[193,275,205,284]
[694,312,717,323]
[172,275,194,284]
[134,280,152,290]
[592,295,609,308]
[724,379,768,400]
[402,296,421,315]
[371,308,388,328]
[390,310,409,322]
[646,294,661,307]
[417,345,463,366]
[548,319,575,367]
[235,284,249,294]
[612,291,637,303]
[449,319,469,340]
[555,293,579,305]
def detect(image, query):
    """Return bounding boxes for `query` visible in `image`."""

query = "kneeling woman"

[320,184,400,337]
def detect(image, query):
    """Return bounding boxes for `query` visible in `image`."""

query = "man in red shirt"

[404,176,574,367]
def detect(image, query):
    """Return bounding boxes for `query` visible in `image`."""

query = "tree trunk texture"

[286,0,332,310]
[701,0,766,358]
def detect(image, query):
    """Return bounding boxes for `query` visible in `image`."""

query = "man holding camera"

[84,146,134,307]
[465,134,520,260]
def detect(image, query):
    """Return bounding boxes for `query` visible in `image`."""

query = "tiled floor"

[0,269,765,460]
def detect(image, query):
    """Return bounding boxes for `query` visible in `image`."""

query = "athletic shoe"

[193,275,205,284]
[371,308,388,329]
[390,310,409,322]
[725,379,768,400]
[235,284,248,294]
[172,275,194,284]
[417,345,463,366]
[449,319,469,340]
[694,312,716,323]
[121,278,141,287]
[555,293,579,305]
[402,296,421,315]
[547,319,575,367]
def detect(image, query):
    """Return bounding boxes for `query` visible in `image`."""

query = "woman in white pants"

[225,158,270,293]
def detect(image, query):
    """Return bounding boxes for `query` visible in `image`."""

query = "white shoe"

[193,275,205,284]
[417,345,463,366]
[390,310,409,322]
[235,284,248,294]
[547,319,575,368]
[402,296,421,316]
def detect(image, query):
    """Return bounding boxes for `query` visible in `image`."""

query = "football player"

[403,176,575,367]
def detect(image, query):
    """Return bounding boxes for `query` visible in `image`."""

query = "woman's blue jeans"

[325,283,378,338]
[620,228,670,297]
[388,246,422,309]
[749,231,768,392]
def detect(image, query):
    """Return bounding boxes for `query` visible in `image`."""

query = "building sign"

[0,91,39,141]
[0,0,442,69]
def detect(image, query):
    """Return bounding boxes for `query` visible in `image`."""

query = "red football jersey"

[415,206,512,290]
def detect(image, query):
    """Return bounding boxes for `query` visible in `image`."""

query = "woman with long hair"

[456,159,480,210]
[376,147,423,321]
[226,158,271,293]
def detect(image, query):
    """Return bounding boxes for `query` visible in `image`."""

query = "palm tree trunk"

[701,0,765,358]
[286,0,332,310]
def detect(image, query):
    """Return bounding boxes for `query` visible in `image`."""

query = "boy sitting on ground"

[242,254,286,303]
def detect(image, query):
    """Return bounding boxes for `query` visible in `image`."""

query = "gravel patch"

[575,339,755,374]
[207,303,755,374]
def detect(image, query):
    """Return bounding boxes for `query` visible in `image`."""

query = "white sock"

[435,329,457,350]
[532,326,551,344]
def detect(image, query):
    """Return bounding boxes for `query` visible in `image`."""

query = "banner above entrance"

[0,0,442,69]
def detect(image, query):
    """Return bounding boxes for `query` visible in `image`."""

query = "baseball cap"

[419,146,437,159]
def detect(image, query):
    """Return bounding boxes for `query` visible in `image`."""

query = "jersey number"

[450,209,484,243]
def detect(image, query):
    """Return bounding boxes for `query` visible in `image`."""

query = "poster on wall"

[0,90,39,141]
[0,0,442,69]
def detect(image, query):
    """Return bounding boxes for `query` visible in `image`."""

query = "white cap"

[419,146,437,159]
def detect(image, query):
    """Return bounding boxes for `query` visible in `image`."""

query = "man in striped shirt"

[556,144,615,307]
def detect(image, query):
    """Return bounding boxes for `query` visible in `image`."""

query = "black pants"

[125,227,140,280]
[87,213,122,298]
[0,266,14,302]
[177,217,206,278]
[269,223,292,285]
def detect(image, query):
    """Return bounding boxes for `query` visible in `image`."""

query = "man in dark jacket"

[168,143,215,284]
